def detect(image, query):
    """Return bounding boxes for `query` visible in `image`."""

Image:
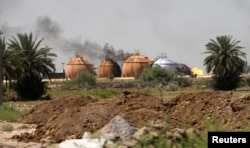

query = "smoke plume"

[34,16,132,72]
[1,16,131,72]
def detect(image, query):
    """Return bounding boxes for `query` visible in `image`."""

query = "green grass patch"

[243,120,250,131]
[135,119,208,148]
[17,124,29,129]
[47,88,122,99]
[0,104,29,122]
[2,124,14,132]
[178,133,207,148]
[89,88,122,98]
[141,87,210,101]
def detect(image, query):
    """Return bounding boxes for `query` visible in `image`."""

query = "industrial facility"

[152,53,194,76]
[97,57,121,79]
[121,51,152,77]
[45,51,204,81]
[65,55,95,80]
[152,54,179,73]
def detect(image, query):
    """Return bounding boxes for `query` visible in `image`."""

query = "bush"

[244,77,250,87]
[63,72,96,89]
[15,75,48,100]
[211,74,242,90]
[173,75,192,87]
[137,65,174,83]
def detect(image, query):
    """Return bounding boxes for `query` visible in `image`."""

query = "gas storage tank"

[65,55,94,79]
[152,54,178,73]
[146,56,154,67]
[97,58,121,79]
[122,52,151,77]
[176,63,193,76]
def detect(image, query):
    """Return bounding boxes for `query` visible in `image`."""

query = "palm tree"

[0,36,19,104]
[0,37,5,105]
[8,33,57,100]
[203,35,246,90]
[2,45,23,86]
[8,33,57,80]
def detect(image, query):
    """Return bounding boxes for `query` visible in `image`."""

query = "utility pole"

[0,30,3,105]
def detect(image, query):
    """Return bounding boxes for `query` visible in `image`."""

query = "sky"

[0,0,250,73]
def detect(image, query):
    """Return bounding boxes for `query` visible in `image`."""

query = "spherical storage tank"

[65,55,94,79]
[152,55,178,73]
[122,52,151,77]
[176,64,193,76]
[97,58,121,79]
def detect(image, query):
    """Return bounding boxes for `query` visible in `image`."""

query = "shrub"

[173,75,192,87]
[211,74,242,90]
[63,72,96,89]
[137,65,174,83]
[15,75,48,100]
[245,77,250,87]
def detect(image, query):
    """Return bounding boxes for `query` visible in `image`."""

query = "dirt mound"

[14,91,250,143]
[165,91,250,130]
[20,96,98,125]
[17,91,167,142]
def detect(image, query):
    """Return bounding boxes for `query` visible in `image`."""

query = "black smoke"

[1,16,132,72]
[34,16,131,71]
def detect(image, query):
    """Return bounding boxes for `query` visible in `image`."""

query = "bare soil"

[0,122,40,148]
[165,91,250,130]
[1,90,250,147]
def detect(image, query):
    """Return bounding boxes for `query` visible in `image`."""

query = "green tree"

[243,61,250,73]
[2,42,23,89]
[15,73,48,100]
[203,35,246,90]
[0,37,5,105]
[9,33,57,79]
[8,33,57,100]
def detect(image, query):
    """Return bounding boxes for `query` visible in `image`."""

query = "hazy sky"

[1,0,250,73]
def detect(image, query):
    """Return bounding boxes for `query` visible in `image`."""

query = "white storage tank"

[152,54,178,73]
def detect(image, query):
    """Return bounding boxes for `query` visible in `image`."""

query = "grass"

[0,103,29,122]
[243,120,250,131]
[89,88,122,98]
[178,135,207,148]
[142,87,211,101]
[135,119,208,148]
[47,88,122,99]
[47,84,207,101]
[17,124,29,129]
[2,124,14,132]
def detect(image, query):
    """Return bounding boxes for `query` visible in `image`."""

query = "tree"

[8,33,57,100]
[15,73,48,100]
[203,35,246,90]
[0,36,5,105]
[2,43,23,89]
[0,35,21,104]
[243,61,250,73]
[9,33,57,79]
